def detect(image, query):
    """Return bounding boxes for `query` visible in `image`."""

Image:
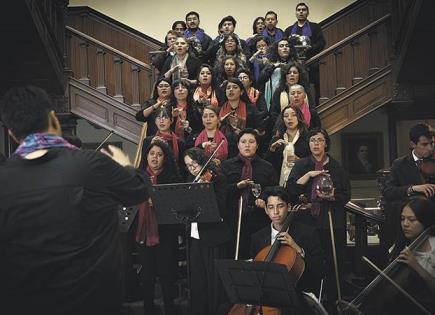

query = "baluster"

[368,29,380,74]
[113,57,124,103]
[334,49,346,95]
[131,65,141,107]
[78,40,90,85]
[96,48,107,94]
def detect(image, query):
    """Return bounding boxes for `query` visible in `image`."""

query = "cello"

[228,205,306,315]
[341,224,435,315]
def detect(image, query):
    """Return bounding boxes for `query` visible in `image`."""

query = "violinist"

[250,186,325,296]
[373,197,435,314]
[183,147,232,315]
[383,123,435,246]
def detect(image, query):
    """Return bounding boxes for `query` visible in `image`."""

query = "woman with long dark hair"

[265,105,309,186]
[218,78,261,157]
[136,140,181,315]
[382,197,435,314]
[183,147,231,315]
[192,64,219,109]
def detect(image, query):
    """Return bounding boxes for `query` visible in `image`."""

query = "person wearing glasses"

[183,147,231,315]
[286,128,350,308]
[135,77,173,137]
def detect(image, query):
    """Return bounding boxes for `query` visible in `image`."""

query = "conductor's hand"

[101,145,132,167]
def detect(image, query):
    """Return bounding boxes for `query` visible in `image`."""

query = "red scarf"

[239,154,253,214]
[219,101,247,131]
[247,87,260,106]
[310,154,327,216]
[135,167,161,246]
[155,131,179,159]
[193,86,219,107]
[195,129,228,160]
[174,103,188,139]
[300,102,311,127]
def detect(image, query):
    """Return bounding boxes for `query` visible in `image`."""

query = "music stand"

[215,259,300,313]
[151,182,221,311]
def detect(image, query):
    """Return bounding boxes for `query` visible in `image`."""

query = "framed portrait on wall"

[341,132,384,179]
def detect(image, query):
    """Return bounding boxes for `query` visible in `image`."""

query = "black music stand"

[151,182,221,311]
[215,259,301,314]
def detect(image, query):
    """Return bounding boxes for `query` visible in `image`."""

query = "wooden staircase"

[63,0,422,140]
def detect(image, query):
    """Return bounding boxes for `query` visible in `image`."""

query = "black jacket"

[286,155,351,229]
[250,222,325,293]
[160,54,202,81]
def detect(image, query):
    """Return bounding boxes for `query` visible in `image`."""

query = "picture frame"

[341,132,383,180]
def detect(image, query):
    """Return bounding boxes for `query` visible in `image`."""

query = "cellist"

[372,197,435,314]
[250,186,326,301]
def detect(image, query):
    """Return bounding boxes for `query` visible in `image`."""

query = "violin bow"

[193,139,225,183]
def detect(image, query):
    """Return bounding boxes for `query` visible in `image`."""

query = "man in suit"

[383,123,435,246]
[250,186,325,294]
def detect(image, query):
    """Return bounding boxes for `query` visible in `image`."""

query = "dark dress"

[186,170,232,315]
[221,154,278,259]
[286,155,351,301]
[135,99,173,137]
[0,149,150,315]
[138,166,182,315]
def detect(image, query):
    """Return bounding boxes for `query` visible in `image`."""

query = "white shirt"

[414,236,435,277]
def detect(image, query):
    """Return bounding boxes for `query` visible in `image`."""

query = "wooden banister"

[306,14,391,66]
[66,26,152,71]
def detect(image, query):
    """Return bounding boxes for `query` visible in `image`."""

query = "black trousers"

[189,238,228,315]
[139,227,179,315]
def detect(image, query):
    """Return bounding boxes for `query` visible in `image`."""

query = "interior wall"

[329,107,390,200]
[69,0,355,42]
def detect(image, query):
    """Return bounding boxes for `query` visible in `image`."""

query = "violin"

[228,206,305,315]
[193,140,225,183]
[196,169,215,183]
[342,224,435,315]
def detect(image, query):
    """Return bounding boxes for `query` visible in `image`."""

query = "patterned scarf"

[184,28,205,43]
[135,166,161,246]
[310,154,327,216]
[290,21,313,37]
[279,131,300,187]
[193,86,219,107]
[155,131,179,159]
[174,103,188,139]
[14,133,78,158]
[170,54,189,80]
[239,154,253,214]
[195,129,228,161]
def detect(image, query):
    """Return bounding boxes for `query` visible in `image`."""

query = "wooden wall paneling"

[113,56,124,103]
[96,48,107,93]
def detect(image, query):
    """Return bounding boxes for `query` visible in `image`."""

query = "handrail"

[345,201,385,224]
[65,25,152,71]
[306,14,391,67]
